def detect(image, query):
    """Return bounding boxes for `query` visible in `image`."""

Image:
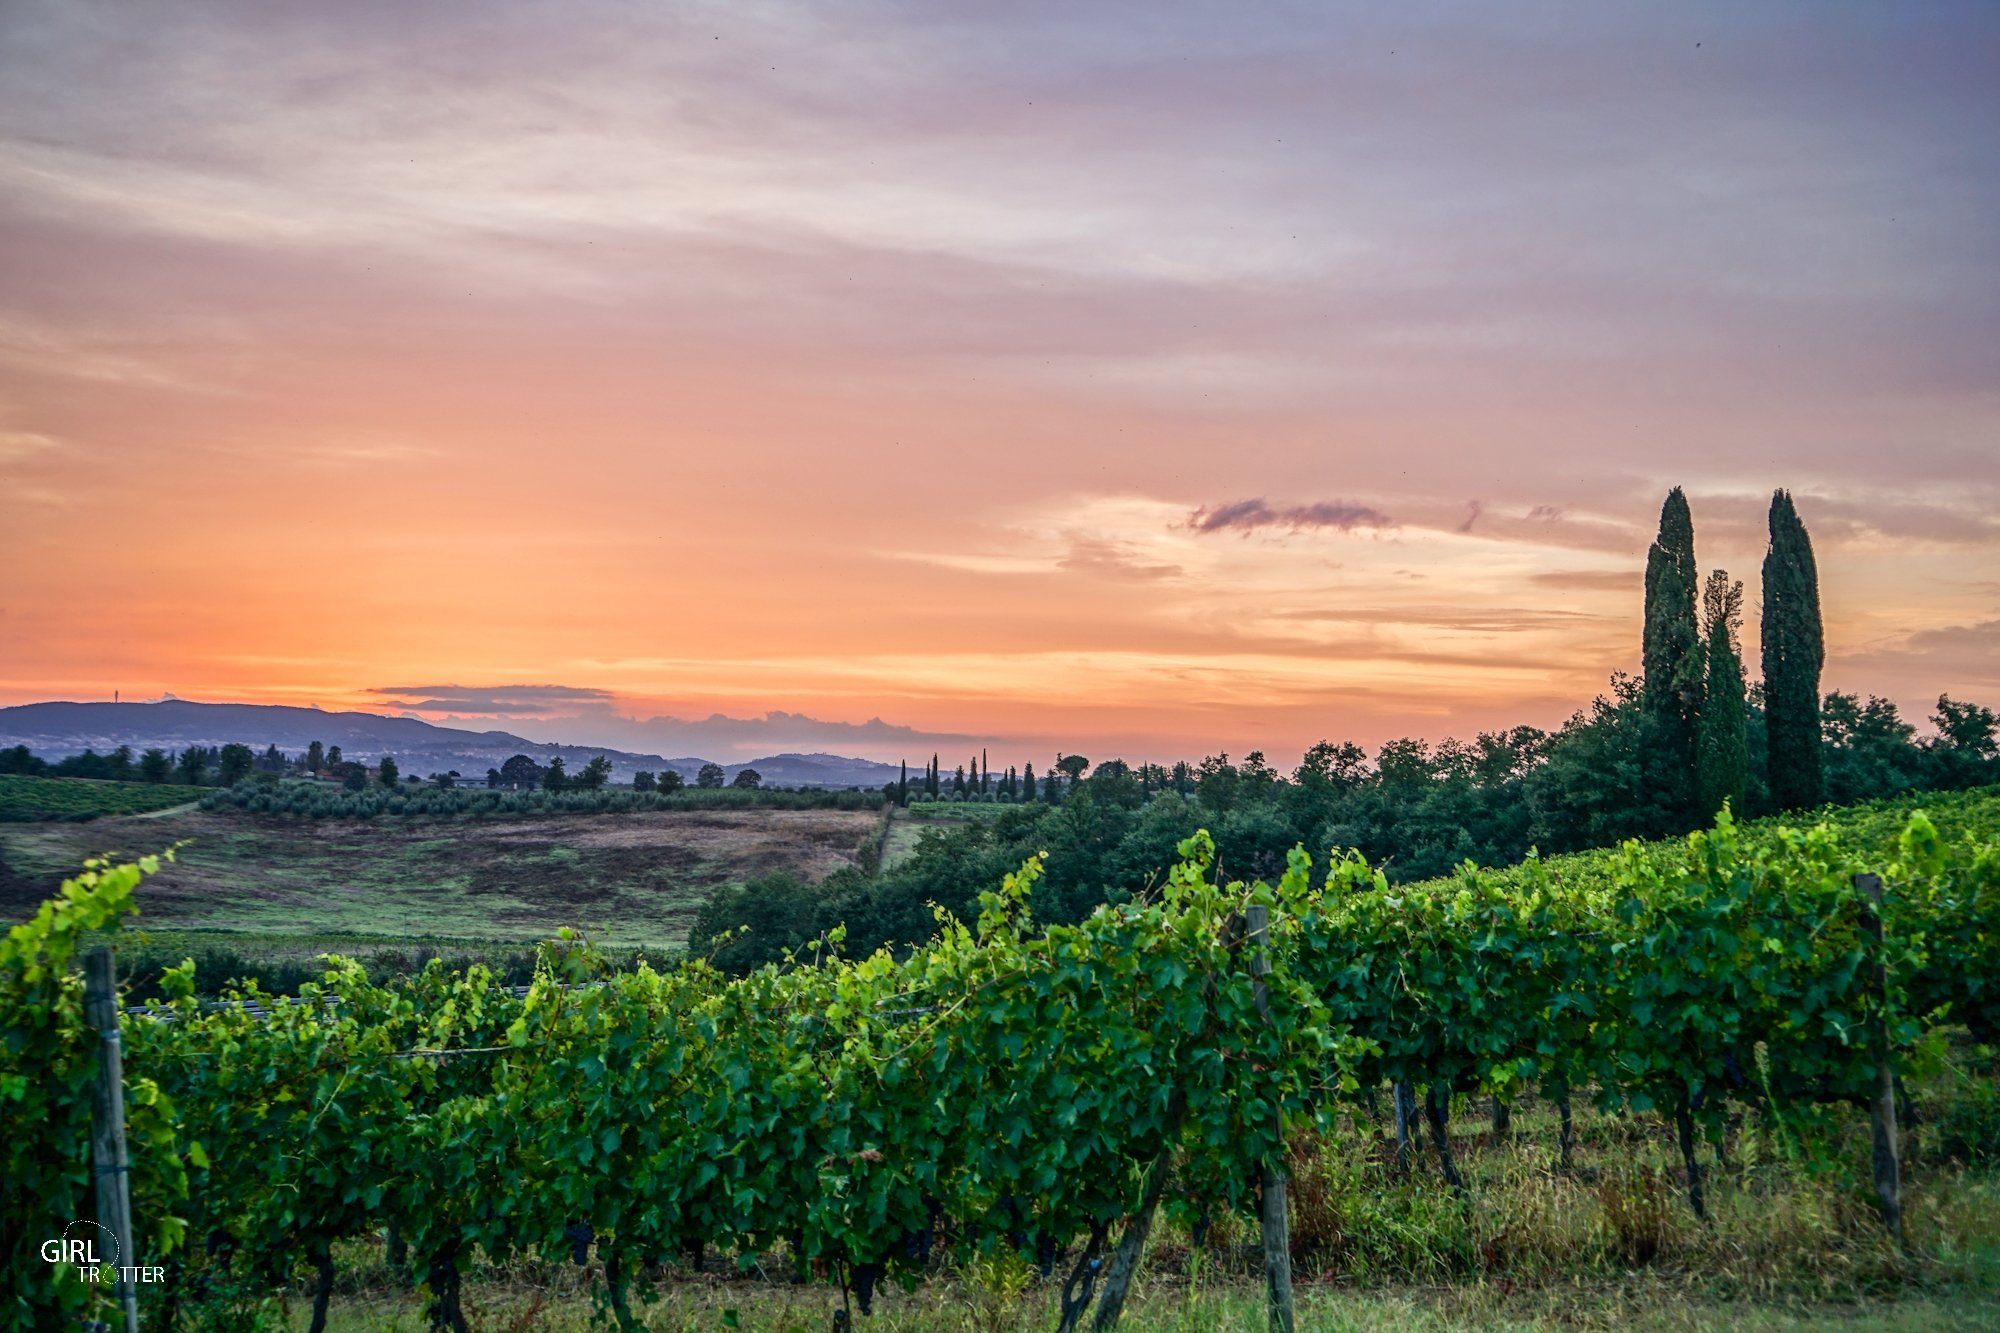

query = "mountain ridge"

[0,700,903,788]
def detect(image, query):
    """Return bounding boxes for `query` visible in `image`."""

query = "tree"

[138,748,171,784]
[107,745,134,780]
[951,765,965,796]
[499,754,543,789]
[1695,570,1750,820]
[1642,488,1703,820]
[1822,693,1922,803]
[342,769,368,792]
[1762,490,1825,809]
[1295,740,1368,793]
[696,762,725,789]
[541,757,567,792]
[927,754,940,800]
[1021,762,1037,803]
[577,755,613,791]
[0,745,42,775]
[305,740,325,775]
[1924,695,2000,790]
[175,747,208,785]
[732,767,762,790]
[216,743,255,786]
[431,771,458,790]
[633,770,657,793]
[485,767,503,789]
[660,769,686,793]
[325,745,343,770]
[378,755,400,788]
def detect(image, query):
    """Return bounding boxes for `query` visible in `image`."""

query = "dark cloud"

[1457,500,1484,533]
[1187,498,1394,536]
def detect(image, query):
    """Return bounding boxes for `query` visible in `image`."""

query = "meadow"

[0,801,887,957]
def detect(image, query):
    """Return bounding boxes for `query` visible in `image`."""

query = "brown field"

[0,804,883,950]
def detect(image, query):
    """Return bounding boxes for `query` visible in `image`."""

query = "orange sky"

[2,2,1996,765]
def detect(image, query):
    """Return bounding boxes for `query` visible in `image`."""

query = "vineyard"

[0,775,206,822]
[4,791,1997,1330]
[197,783,886,821]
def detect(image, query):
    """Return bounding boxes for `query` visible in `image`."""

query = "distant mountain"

[0,700,903,789]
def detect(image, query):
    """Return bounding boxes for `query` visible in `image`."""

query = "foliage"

[9,794,1999,1327]
[1764,489,1827,809]
[0,774,207,822]
[2,853,187,1329]
[1696,571,1750,821]
[7,792,1999,1327]
[197,782,886,820]
[1642,488,1704,822]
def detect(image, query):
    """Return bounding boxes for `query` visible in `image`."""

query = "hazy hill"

[0,700,903,788]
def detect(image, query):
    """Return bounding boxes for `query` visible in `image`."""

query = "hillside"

[0,699,903,788]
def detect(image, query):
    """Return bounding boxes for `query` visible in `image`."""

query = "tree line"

[701,489,1999,968]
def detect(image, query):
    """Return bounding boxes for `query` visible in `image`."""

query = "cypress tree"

[1642,488,1704,820]
[1696,570,1750,820]
[1762,489,1826,809]
[1022,762,1037,803]
[898,759,908,806]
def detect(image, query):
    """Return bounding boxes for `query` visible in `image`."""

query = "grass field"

[0,803,881,950]
[0,773,206,821]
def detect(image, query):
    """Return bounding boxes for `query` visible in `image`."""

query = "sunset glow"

[2,2,1995,764]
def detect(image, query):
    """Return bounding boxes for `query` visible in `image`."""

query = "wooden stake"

[1855,872,1903,1240]
[1246,903,1295,1333]
[1393,1080,1419,1175]
[83,946,140,1333]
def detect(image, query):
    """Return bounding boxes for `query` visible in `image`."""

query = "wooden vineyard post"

[1855,872,1903,1240]
[1246,903,1296,1333]
[84,946,141,1333]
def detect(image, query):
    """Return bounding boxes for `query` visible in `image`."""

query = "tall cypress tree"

[1642,488,1704,820]
[1022,762,1037,803]
[898,759,908,806]
[1696,570,1750,820]
[1762,490,1826,809]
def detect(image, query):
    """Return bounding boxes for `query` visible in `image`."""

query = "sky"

[1,0,1996,766]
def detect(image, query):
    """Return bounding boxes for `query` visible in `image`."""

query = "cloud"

[1530,569,1637,591]
[518,707,978,762]
[1187,498,1394,536]
[0,429,61,463]
[1056,534,1181,580]
[1457,499,1484,533]
[368,683,616,717]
